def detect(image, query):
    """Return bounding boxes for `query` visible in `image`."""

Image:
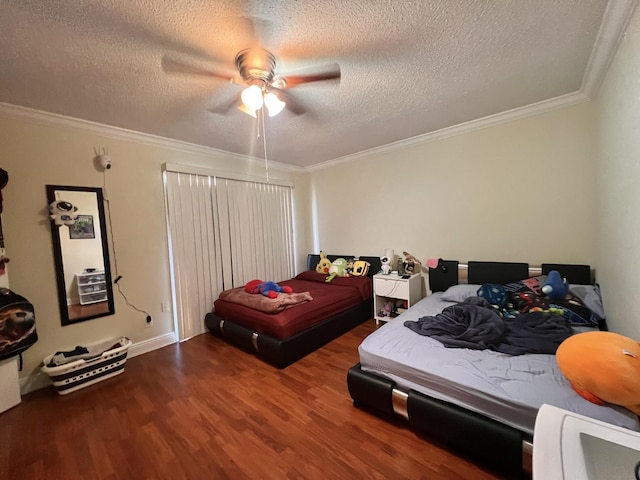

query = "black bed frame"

[347,261,594,478]
[205,254,381,369]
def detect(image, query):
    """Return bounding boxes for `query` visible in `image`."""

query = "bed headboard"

[429,260,593,292]
[306,254,382,279]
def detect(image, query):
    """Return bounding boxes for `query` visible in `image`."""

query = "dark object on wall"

[0,288,37,361]
[69,215,95,239]
[0,168,10,274]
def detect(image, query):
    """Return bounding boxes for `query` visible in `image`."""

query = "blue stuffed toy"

[541,270,569,300]
[245,279,293,299]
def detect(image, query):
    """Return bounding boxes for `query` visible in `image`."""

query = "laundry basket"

[41,337,132,395]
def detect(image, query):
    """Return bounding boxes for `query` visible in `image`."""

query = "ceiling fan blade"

[279,64,341,88]
[270,88,306,116]
[161,55,237,82]
[209,93,242,115]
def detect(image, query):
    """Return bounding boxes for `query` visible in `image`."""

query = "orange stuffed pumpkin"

[556,331,640,416]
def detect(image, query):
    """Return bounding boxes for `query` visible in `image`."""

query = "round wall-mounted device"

[98,155,112,170]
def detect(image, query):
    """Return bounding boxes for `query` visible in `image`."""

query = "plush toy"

[344,258,354,277]
[402,251,422,275]
[245,279,293,299]
[379,301,393,318]
[351,257,371,277]
[316,251,332,275]
[49,200,78,226]
[557,331,640,416]
[326,258,349,282]
[380,256,391,275]
[541,270,569,300]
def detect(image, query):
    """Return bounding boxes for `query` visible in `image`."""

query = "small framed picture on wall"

[69,215,95,239]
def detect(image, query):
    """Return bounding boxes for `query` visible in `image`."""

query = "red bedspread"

[213,271,372,340]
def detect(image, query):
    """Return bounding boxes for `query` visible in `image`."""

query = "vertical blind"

[164,167,294,341]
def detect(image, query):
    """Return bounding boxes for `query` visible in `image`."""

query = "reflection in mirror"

[46,185,115,325]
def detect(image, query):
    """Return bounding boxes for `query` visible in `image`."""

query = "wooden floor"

[0,320,510,480]
[68,300,110,321]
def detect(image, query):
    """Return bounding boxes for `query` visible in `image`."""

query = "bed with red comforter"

[205,254,381,368]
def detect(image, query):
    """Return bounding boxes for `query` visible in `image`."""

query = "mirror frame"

[46,185,115,325]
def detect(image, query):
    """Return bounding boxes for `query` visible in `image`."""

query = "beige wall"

[0,112,309,386]
[595,5,640,339]
[310,102,598,277]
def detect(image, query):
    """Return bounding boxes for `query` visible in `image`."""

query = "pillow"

[440,284,481,302]
[569,283,606,320]
[294,270,327,282]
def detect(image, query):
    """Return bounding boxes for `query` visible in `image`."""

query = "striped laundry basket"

[41,337,132,395]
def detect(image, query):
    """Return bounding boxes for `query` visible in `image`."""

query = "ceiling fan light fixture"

[264,92,286,117]
[238,103,258,118]
[241,84,264,111]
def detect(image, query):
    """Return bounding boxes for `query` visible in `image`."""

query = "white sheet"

[358,292,640,435]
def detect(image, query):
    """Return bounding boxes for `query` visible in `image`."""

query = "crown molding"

[307,90,590,172]
[581,0,637,98]
[0,102,305,174]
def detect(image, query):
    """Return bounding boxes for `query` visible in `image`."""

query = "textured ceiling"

[0,1,634,168]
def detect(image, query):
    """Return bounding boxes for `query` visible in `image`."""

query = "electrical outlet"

[161,301,170,312]
[145,315,152,328]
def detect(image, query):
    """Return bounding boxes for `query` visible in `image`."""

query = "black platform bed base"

[347,363,532,478]
[205,299,372,369]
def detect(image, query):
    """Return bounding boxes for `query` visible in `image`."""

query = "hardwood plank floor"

[0,320,511,479]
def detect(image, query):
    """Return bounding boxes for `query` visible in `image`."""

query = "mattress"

[214,272,372,339]
[358,292,640,435]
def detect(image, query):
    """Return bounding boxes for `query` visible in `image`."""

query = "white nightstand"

[373,272,423,324]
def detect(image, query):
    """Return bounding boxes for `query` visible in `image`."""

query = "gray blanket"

[404,297,574,355]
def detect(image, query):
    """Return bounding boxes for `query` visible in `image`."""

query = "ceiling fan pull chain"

[260,107,270,183]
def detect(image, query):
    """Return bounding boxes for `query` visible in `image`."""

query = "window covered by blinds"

[164,167,294,341]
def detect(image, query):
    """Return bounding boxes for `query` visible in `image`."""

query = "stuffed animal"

[245,279,293,299]
[316,251,332,275]
[351,257,371,277]
[557,331,640,416]
[49,200,78,226]
[541,270,569,300]
[402,251,422,275]
[380,256,391,275]
[326,258,348,282]
[379,301,393,318]
[344,258,354,277]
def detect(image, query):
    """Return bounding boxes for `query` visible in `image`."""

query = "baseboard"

[19,332,177,395]
[127,332,176,359]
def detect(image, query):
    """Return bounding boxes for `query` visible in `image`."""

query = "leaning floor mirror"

[46,185,115,325]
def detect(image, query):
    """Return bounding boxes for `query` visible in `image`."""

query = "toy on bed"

[541,270,569,300]
[351,257,371,277]
[326,258,349,282]
[315,251,332,275]
[245,279,293,299]
[557,331,640,416]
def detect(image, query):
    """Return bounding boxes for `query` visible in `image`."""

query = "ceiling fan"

[162,47,341,117]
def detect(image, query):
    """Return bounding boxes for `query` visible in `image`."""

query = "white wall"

[595,5,640,339]
[310,103,597,273]
[0,110,309,388]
